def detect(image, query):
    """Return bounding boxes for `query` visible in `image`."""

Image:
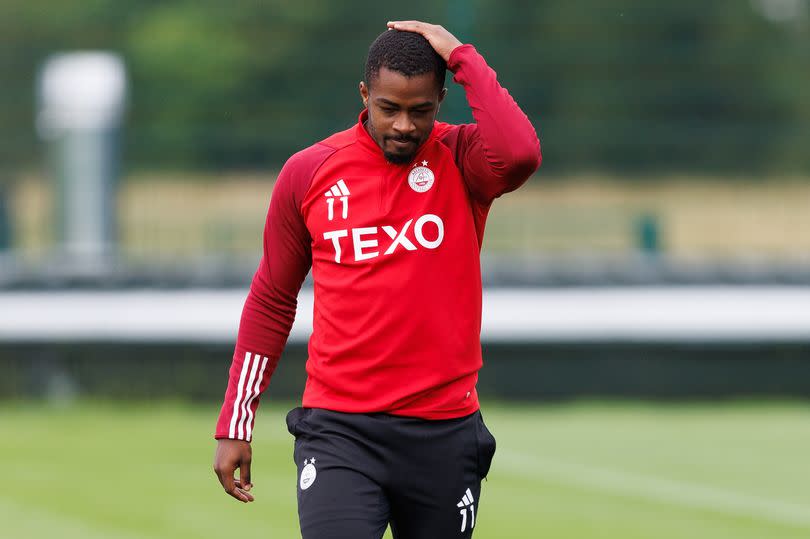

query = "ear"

[438,87,447,103]
[359,81,369,108]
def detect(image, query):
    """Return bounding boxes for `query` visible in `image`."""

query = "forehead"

[368,67,440,105]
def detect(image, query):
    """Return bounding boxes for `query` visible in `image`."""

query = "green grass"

[1,400,809,538]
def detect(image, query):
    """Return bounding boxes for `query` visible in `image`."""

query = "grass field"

[1,400,809,538]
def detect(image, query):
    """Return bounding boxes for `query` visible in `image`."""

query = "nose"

[392,111,415,136]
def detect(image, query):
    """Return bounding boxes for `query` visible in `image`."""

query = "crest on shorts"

[300,457,317,490]
[408,160,435,193]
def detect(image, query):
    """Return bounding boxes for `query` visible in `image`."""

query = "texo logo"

[323,214,444,264]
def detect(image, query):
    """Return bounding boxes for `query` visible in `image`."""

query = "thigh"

[388,411,497,539]
[288,407,390,539]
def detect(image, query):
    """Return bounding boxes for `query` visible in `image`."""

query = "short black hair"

[365,29,446,89]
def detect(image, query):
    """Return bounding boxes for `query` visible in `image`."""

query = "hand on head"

[386,21,463,62]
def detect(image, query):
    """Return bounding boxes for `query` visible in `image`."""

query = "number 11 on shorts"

[459,506,475,532]
[457,487,476,532]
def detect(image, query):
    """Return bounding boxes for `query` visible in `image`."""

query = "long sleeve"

[215,144,333,441]
[443,44,541,204]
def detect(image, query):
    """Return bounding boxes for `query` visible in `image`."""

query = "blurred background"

[0,1,809,538]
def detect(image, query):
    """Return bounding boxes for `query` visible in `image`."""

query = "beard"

[365,118,427,165]
[383,144,417,164]
[382,131,428,164]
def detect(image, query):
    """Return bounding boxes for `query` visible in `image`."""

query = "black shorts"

[285,407,497,539]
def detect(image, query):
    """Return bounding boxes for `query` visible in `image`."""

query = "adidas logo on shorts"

[456,487,476,532]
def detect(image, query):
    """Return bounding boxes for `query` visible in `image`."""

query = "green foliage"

[473,0,810,173]
[1,0,809,173]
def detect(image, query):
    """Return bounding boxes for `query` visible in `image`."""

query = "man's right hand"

[213,439,255,503]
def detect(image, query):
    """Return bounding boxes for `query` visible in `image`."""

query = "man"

[213,20,540,538]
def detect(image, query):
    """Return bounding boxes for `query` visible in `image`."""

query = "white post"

[37,52,127,269]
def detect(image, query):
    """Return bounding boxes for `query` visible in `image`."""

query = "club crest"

[300,457,317,490]
[408,160,435,193]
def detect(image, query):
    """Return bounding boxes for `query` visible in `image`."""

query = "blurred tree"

[473,0,810,173]
[0,0,808,174]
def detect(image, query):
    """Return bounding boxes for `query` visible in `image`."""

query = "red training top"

[215,44,541,441]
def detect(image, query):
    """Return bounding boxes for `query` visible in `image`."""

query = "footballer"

[213,20,541,538]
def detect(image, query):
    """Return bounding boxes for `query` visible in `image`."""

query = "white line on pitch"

[497,450,810,529]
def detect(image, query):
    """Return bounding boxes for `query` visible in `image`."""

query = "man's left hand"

[386,21,463,63]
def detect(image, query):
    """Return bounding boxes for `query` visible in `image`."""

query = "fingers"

[233,480,256,501]
[240,458,253,492]
[232,485,255,503]
[214,465,239,501]
[387,20,433,34]
[216,468,255,503]
[213,458,234,492]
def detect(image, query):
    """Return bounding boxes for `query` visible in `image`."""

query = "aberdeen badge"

[408,161,435,193]
[300,458,317,490]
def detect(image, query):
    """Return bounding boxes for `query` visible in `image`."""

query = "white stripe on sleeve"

[242,356,269,441]
[237,354,261,440]
[228,351,253,439]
